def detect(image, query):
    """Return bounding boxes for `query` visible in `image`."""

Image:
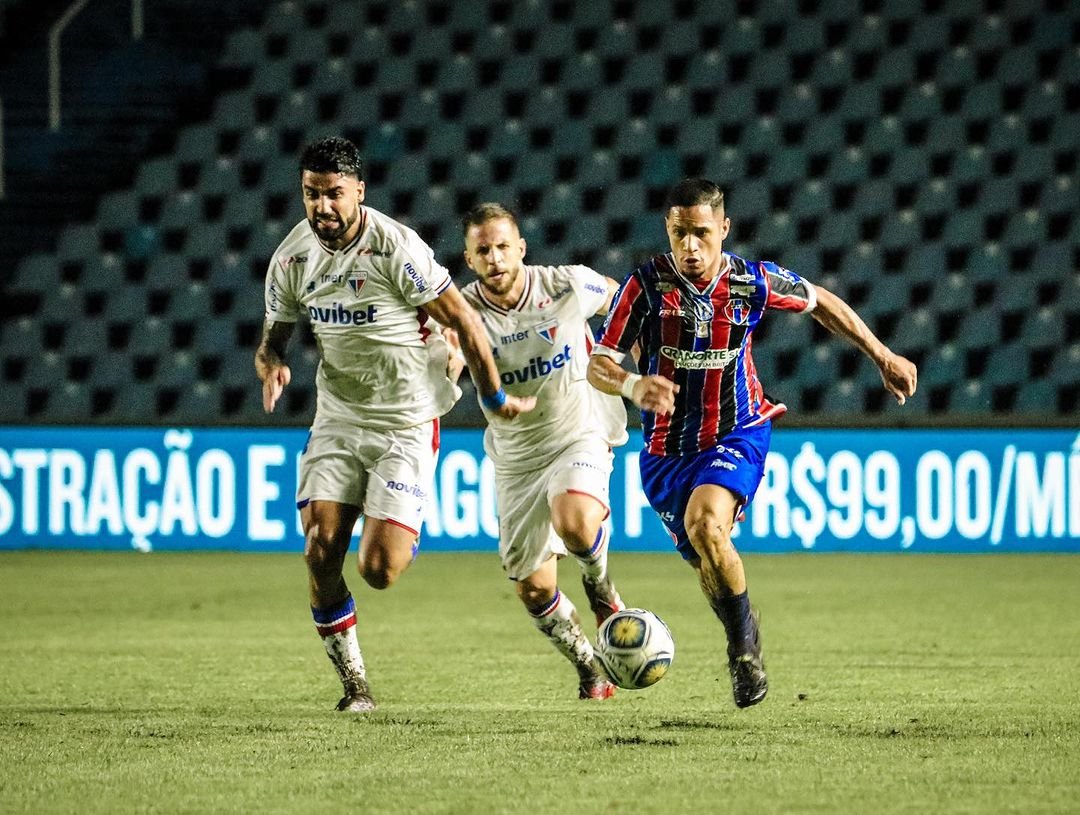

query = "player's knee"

[359,563,394,590]
[358,551,407,590]
[304,528,346,580]
[517,581,555,611]
[685,509,734,554]
[552,516,592,551]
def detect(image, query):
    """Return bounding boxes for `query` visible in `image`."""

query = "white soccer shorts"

[495,436,613,581]
[297,417,440,537]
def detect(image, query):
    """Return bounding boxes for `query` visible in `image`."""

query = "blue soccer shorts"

[639,422,772,561]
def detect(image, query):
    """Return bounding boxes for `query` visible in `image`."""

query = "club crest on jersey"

[725,298,750,325]
[534,318,559,345]
[347,269,368,296]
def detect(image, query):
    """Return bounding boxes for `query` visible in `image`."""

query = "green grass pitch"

[1,550,1078,814]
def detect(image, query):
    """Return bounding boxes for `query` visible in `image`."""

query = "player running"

[459,203,629,700]
[255,139,533,712]
[588,178,917,708]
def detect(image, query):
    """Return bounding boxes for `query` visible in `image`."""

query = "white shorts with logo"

[297,417,439,537]
[496,436,613,581]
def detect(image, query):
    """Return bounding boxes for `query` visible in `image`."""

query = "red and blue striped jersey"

[593,251,816,457]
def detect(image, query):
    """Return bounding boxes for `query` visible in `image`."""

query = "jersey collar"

[477,265,532,315]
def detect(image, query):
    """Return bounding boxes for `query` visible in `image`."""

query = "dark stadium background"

[0,0,1075,429]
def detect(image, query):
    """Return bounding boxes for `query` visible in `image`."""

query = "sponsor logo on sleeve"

[404,262,428,293]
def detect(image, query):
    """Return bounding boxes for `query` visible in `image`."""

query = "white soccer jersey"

[462,264,628,473]
[265,207,461,429]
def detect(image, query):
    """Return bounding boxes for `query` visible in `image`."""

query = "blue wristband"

[481,388,508,411]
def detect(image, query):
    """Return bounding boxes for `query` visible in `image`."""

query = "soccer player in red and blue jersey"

[588,178,917,708]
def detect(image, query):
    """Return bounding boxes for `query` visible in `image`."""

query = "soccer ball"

[595,608,675,690]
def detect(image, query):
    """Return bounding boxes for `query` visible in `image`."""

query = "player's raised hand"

[495,393,537,419]
[261,364,292,413]
[632,375,679,416]
[878,352,917,405]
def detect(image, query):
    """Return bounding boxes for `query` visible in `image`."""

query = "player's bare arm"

[255,319,295,413]
[424,284,536,419]
[810,284,918,405]
[592,276,622,318]
[587,354,678,416]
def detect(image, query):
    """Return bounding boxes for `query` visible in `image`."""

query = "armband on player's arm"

[480,389,508,411]
[620,374,641,400]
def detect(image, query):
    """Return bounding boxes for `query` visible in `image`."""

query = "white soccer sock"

[312,595,367,692]
[573,525,609,581]
[529,589,595,671]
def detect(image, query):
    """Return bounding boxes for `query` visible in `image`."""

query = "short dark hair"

[664,178,725,212]
[299,137,364,180]
[461,202,518,236]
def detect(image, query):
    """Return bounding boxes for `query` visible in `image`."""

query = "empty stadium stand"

[0,0,1077,426]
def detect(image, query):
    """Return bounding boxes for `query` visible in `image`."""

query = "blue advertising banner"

[0,427,1077,553]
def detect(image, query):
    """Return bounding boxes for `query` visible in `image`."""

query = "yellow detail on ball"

[609,616,646,648]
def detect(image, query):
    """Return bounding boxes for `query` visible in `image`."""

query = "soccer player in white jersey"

[255,139,534,712]
[459,203,630,699]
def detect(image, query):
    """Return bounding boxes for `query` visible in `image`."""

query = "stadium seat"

[56,224,100,262]
[538,183,580,221]
[276,91,320,131]
[11,253,62,291]
[641,150,682,188]
[398,89,440,128]
[878,210,922,252]
[551,120,593,157]
[96,189,140,230]
[1001,210,1044,251]
[594,20,635,58]
[44,382,95,423]
[953,307,1001,350]
[424,122,466,160]
[830,147,870,185]
[219,29,262,69]
[524,86,565,126]
[651,87,692,128]
[961,82,1004,120]
[862,116,905,153]
[1019,306,1066,352]
[614,118,655,158]
[919,344,964,389]
[1013,379,1060,413]
[168,381,223,425]
[949,379,991,412]
[488,120,529,160]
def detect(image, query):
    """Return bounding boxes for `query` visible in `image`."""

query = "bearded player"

[459,203,629,699]
[255,139,533,712]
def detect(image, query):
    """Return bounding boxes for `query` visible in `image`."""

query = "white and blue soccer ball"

[595,608,675,690]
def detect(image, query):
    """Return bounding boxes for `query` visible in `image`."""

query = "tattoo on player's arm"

[257,321,294,366]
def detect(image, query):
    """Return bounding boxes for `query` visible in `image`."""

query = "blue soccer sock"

[709,590,756,658]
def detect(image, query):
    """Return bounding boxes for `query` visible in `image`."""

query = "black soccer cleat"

[728,608,768,708]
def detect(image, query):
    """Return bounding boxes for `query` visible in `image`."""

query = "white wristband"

[620,374,641,400]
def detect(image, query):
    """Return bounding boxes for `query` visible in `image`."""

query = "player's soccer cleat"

[582,574,626,628]
[335,677,376,712]
[577,657,617,699]
[728,608,767,708]
[578,674,617,700]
